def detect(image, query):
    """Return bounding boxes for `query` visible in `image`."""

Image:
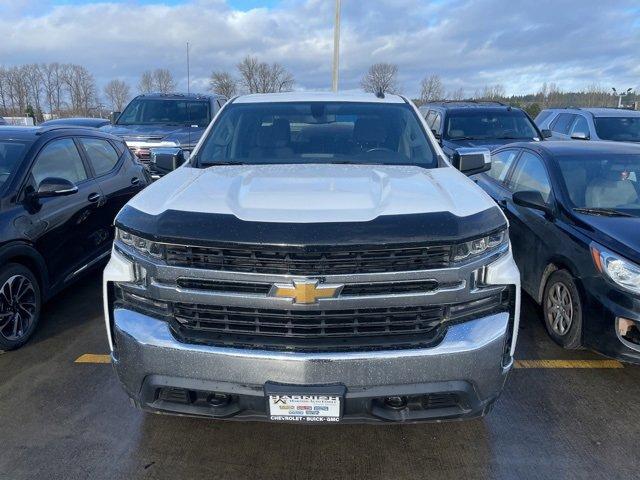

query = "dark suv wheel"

[0,263,42,351]
[542,269,582,349]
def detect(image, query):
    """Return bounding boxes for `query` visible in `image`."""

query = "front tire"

[542,270,582,349]
[0,263,42,351]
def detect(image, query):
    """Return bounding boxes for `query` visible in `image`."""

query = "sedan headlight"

[454,229,508,262]
[116,228,164,259]
[591,243,640,294]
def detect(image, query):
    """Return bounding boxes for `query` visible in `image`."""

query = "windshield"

[116,98,211,127]
[557,154,640,216]
[445,110,539,140]
[594,117,640,142]
[0,140,28,191]
[196,102,436,167]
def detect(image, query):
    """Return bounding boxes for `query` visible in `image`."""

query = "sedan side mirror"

[570,132,590,140]
[110,111,121,125]
[151,147,186,174]
[541,129,553,139]
[451,148,491,176]
[35,177,78,198]
[512,190,553,216]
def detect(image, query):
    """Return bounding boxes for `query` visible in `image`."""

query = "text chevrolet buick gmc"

[103,92,521,423]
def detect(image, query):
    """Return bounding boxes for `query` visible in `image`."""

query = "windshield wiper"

[573,207,635,217]
[494,136,528,140]
[448,136,483,141]
[202,161,246,166]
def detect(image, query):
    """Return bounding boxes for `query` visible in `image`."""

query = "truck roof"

[233,91,406,104]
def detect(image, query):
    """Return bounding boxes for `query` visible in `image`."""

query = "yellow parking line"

[75,353,111,364]
[514,359,623,369]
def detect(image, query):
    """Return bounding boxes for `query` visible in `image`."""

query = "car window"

[432,113,442,133]
[550,113,575,135]
[507,151,551,202]
[535,111,553,125]
[31,138,88,186]
[424,111,435,127]
[79,138,120,176]
[445,110,538,140]
[593,117,640,142]
[487,150,519,183]
[570,116,589,136]
[0,140,29,192]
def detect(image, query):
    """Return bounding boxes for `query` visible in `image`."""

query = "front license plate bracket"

[264,382,346,423]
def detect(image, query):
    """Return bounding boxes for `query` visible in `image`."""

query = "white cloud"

[1,0,639,97]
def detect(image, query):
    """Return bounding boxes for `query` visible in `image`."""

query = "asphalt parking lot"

[1,270,639,480]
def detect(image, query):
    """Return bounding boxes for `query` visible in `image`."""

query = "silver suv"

[103,92,520,423]
[535,107,640,143]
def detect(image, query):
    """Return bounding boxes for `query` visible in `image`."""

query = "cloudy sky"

[1,0,639,97]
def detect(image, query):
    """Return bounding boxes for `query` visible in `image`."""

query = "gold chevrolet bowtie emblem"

[270,279,343,304]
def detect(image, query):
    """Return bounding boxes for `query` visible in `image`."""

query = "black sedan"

[0,126,149,349]
[475,141,640,363]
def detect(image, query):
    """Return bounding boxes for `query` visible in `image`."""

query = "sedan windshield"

[196,102,436,167]
[558,154,640,216]
[0,140,28,191]
[445,110,539,140]
[117,98,211,127]
[594,117,640,142]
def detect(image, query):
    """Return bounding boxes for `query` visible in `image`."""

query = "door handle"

[131,177,141,186]
[88,192,101,203]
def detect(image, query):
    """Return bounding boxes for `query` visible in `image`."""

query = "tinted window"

[0,140,29,191]
[535,111,553,125]
[594,117,640,142]
[507,151,551,201]
[432,113,442,132]
[445,110,538,140]
[117,98,211,127]
[80,138,120,176]
[557,154,640,213]
[550,113,575,135]
[32,138,87,185]
[424,111,435,127]
[488,150,518,182]
[197,102,436,168]
[571,116,589,136]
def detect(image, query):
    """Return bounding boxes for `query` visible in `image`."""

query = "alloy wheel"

[546,282,574,336]
[0,275,37,341]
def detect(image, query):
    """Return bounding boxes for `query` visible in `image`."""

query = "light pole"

[612,87,633,108]
[332,0,341,92]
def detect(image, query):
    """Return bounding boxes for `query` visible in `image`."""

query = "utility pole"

[187,42,191,95]
[332,0,341,92]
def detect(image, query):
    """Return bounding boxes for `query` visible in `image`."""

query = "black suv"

[0,126,149,349]
[419,101,549,158]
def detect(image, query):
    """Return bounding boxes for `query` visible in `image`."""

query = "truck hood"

[99,124,205,148]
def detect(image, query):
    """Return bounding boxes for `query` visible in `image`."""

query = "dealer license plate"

[268,394,342,423]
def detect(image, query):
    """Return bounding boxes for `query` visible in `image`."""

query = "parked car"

[39,117,110,128]
[0,126,149,350]
[419,101,549,158]
[475,141,640,363]
[535,107,640,143]
[100,92,227,177]
[104,92,521,423]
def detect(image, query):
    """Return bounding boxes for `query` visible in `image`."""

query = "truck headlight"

[116,228,164,259]
[454,229,508,262]
[591,243,640,294]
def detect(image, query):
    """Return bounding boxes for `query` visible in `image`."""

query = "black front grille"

[114,285,511,352]
[163,244,453,275]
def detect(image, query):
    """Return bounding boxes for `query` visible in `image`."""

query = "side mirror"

[570,132,590,140]
[151,147,186,174]
[431,129,441,140]
[110,111,121,125]
[541,129,553,139]
[451,148,491,176]
[35,177,78,198]
[512,190,553,216]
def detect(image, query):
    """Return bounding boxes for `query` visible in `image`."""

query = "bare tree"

[0,66,9,114]
[104,79,131,111]
[237,56,294,94]
[419,74,444,103]
[41,63,65,116]
[153,69,176,94]
[209,71,238,98]
[361,63,400,95]
[23,64,44,119]
[138,70,154,94]
[447,87,465,101]
[475,84,506,101]
[63,64,98,116]
[6,66,30,115]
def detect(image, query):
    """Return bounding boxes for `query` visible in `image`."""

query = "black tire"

[542,269,582,349]
[0,263,42,351]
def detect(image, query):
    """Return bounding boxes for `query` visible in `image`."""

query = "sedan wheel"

[0,264,41,351]
[542,269,583,349]
[546,282,574,336]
